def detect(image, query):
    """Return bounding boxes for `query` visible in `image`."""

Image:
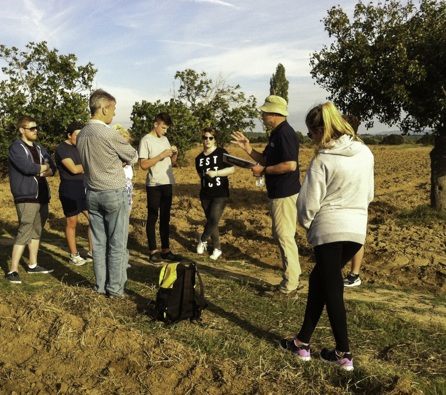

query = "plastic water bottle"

[256,176,265,187]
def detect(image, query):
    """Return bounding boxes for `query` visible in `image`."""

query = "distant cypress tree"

[269,63,289,103]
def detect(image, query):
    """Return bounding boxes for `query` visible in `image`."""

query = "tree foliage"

[0,41,96,171]
[311,0,446,211]
[269,63,289,102]
[310,0,446,136]
[130,69,258,159]
[381,134,405,145]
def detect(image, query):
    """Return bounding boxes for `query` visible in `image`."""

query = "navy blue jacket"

[8,139,56,201]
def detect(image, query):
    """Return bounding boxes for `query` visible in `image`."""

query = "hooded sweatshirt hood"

[318,134,363,157]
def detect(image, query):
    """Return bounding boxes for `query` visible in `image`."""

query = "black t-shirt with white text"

[195,147,232,199]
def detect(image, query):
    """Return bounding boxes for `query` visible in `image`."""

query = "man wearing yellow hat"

[232,95,302,297]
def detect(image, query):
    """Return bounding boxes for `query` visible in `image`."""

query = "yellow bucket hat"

[259,95,288,116]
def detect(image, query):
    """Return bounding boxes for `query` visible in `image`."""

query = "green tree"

[417,133,435,146]
[269,63,289,102]
[130,69,258,157]
[310,0,446,211]
[0,41,96,171]
[381,134,405,145]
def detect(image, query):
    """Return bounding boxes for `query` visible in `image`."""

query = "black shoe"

[263,284,303,298]
[5,271,22,284]
[26,265,54,274]
[149,252,163,264]
[343,273,361,287]
[320,348,354,371]
[279,338,311,361]
[160,251,182,262]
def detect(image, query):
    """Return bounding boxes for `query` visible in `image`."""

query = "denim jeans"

[200,197,228,249]
[87,188,129,296]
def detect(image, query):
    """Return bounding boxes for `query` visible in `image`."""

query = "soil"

[0,144,445,395]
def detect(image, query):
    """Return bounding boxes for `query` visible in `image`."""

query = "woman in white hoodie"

[279,102,374,371]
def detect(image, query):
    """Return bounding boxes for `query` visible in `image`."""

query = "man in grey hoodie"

[6,116,57,284]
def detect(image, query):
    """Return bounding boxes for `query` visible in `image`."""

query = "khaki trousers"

[270,193,301,292]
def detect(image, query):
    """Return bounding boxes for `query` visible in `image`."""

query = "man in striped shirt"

[77,89,138,297]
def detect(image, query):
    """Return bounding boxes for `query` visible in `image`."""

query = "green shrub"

[417,133,436,146]
[381,134,405,145]
[361,136,379,145]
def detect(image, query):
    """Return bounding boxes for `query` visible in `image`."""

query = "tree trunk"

[430,135,446,212]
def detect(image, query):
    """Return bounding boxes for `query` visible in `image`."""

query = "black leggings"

[297,241,362,352]
[146,185,172,252]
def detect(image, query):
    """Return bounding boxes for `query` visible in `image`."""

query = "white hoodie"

[297,135,374,248]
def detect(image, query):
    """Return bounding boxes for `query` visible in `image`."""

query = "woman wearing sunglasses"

[195,128,234,260]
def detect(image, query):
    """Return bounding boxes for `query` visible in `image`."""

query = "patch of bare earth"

[0,144,445,394]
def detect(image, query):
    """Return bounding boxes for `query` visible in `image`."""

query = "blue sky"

[0,0,390,134]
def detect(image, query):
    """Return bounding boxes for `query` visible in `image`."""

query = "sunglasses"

[202,136,215,141]
[24,126,39,132]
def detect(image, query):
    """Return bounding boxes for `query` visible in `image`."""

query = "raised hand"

[231,131,251,152]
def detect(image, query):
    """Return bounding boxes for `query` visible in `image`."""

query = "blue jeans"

[200,197,228,249]
[87,188,129,296]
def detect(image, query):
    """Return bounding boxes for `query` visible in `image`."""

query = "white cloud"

[185,0,241,9]
[180,44,313,79]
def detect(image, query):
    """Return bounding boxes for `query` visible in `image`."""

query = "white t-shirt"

[138,134,175,186]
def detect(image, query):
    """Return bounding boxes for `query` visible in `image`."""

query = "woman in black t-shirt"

[55,122,93,266]
[194,128,234,260]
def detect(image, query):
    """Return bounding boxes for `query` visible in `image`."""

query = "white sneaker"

[210,248,222,261]
[196,235,207,254]
[86,251,93,263]
[69,252,87,266]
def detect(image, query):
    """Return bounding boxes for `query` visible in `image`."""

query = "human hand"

[251,163,264,177]
[206,170,218,178]
[160,149,173,159]
[171,145,178,155]
[231,131,250,151]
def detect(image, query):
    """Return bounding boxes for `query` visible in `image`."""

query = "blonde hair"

[113,124,132,144]
[305,102,361,152]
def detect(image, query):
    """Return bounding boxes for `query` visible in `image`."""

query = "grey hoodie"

[297,134,374,248]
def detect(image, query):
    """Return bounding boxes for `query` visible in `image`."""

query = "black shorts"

[59,180,87,217]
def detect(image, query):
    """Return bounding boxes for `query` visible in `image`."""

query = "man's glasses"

[202,136,215,141]
[23,127,39,132]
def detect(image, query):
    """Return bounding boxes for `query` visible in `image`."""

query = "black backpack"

[154,261,207,324]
